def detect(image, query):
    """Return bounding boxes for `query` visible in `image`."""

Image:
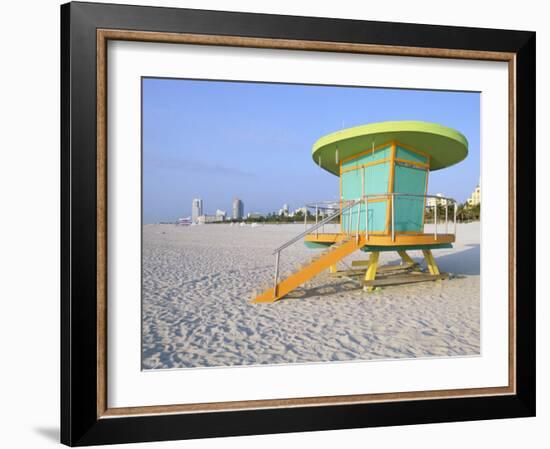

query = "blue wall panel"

[396,145,428,165]
[341,145,391,169]
[341,162,390,232]
[341,200,388,233]
[393,163,427,232]
[339,142,429,234]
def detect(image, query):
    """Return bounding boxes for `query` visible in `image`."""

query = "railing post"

[445,202,448,234]
[365,196,369,240]
[454,202,457,237]
[348,201,352,235]
[315,205,318,237]
[434,200,438,240]
[356,201,361,244]
[391,193,395,242]
[273,251,280,299]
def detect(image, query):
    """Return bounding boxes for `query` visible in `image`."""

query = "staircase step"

[251,236,365,303]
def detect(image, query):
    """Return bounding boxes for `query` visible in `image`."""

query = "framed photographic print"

[61,1,536,446]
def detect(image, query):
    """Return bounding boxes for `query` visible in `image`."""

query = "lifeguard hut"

[252,121,467,303]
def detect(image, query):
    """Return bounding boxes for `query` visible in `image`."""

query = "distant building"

[191,198,203,223]
[232,198,244,220]
[278,203,290,217]
[177,217,192,226]
[426,193,447,208]
[467,184,481,207]
[215,209,226,221]
[247,212,264,219]
[197,215,219,224]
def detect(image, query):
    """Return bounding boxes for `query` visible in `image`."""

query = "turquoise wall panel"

[341,145,391,169]
[341,162,390,232]
[341,168,363,199]
[338,143,430,234]
[364,162,390,195]
[396,145,428,165]
[393,163,426,195]
[341,162,390,199]
[341,200,388,233]
[393,164,427,232]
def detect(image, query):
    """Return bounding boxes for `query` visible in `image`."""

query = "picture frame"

[60,1,535,446]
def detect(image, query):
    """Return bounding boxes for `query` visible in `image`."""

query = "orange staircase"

[252,235,365,303]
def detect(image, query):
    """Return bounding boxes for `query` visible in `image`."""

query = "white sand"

[142,222,480,369]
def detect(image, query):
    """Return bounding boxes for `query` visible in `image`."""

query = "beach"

[142,222,480,369]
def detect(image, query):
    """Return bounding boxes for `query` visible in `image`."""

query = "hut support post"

[363,251,380,292]
[397,250,415,265]
[422,249,440,275]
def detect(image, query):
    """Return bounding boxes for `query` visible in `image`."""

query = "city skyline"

[143,78,480,224]
[184,197,302,222]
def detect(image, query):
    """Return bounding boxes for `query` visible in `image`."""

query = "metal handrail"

[271,199,359,297]
[272,199,359,255]
[304,195,458,237]
[305,193,456,212]
[304,200,340,209]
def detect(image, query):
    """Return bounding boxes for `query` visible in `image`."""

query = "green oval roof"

[312,121,468,175]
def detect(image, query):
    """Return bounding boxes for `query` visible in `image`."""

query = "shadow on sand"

[286,279,362,300]
[424,244,480,276]
[285,244,480,300]
[386,244,480,276]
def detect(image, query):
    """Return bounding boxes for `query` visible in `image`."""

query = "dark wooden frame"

[61,1,536,446]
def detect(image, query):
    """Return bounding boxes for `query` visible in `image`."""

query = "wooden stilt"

[397,250,415,265]
[422,249,440,275]
[363,251,380,292]
[364,272,448,287]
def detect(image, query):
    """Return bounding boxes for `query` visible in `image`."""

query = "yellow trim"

[367,197,387,204]
[394,158,429,169]
[340,197,386,207]
[360,230,388,236]
[329,264,338,274]
[394,141,432,180]
[304,232,455,246]
[340,141,392,165]
[340,157,391,174]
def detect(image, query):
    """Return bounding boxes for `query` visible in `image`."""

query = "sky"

[142,78,480,223]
